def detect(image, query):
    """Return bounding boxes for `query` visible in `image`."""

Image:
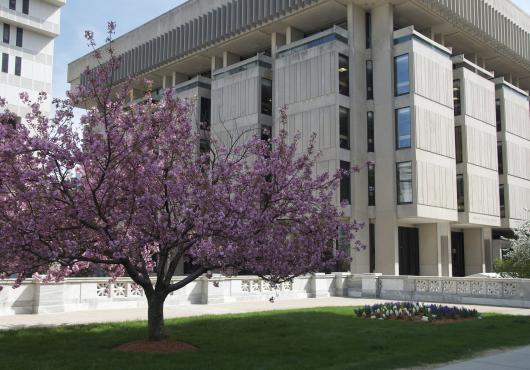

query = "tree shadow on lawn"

[1,307,530,370]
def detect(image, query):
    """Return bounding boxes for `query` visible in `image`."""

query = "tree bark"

[147,293,166,341]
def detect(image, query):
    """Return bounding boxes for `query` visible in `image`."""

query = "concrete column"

[440,224,452,276]
[372,3,399,275]
[418,222,451,276]
[211,56,223,72]
[172,72,187,87]
[271,31,286,57]
[347,3,370,274]
[286,26,303,44]
[162,75,168,90]
[464,228,487,275]
[222,51,239,67]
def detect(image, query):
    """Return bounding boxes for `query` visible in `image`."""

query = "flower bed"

[354,302,482,322]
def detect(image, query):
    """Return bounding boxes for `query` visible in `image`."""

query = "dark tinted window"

[396,107,411,149]
[365,12,372,49]
[340,161,351,205]
[22,0,29,14]
[14,56,20,76]
[3,24,9,44]
[368,163,375,206]
[16,27,22,47]
[261,78,272,115]
[339,107,350,150]
[453,79,461,116]
[367,111,374,152]
[200,97,210,130]
[499,184,505,218]
[455,126,463,163]
[457,174,465,212]
[366,60,373,100]
[338,54,349,96]
[9,0,16,11]
[394,54,410,96]
[498,141,503,175]
[2,53,8,73]
[397,162,413,204]
[496,98,502,132]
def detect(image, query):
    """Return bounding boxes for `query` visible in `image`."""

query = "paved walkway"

[0,296,529,330]
[435,345,530,369]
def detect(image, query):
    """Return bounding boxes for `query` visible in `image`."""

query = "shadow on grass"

[1,307,530,370]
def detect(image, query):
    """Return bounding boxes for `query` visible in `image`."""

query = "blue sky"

[52,0,530,100]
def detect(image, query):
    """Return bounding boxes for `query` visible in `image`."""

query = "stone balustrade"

[2,273,530,316]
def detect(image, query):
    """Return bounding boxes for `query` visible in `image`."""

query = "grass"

[2,307,530,369]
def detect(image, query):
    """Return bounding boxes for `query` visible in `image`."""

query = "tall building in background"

[68,0,530,277]
[0,0,64,117]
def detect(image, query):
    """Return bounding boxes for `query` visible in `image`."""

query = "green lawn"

[2,307,530,370]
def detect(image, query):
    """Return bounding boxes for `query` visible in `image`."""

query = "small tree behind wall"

[0,24,363,342]
[495,218,530,278]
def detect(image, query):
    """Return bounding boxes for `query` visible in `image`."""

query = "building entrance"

[398,227,419,276]
[451,232,465,277]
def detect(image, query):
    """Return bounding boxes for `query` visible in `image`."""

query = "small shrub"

[354,302,481,322]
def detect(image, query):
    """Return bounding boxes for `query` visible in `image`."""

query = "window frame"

[453,79,461,116]
[499,184,505,218]
[455,125,463,164]
[14,56,21,76]
[366,60,373,100]
[395,106,412,149]
[396,161,413,205]
[394,53,410,97]
[15,27,22,47]
[9,0,16,11]
[496,98,502,132]
[367,111,374,153]
[368,163,375,206]
[365,12,372,49]
[340,161,351,205]
[260,77,272,116]
[456,174,465,212]
[497,141,504,175]
[3,24,10,44]
[339,106,350,150]
[22,0,29,15]
[338,54,350,97]
[1,53,8,73]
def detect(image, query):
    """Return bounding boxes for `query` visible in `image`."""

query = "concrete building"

[68,0,530,277]
[0,0,64,117]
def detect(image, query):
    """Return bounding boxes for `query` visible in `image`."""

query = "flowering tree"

[495,218,530,278]
[0,24,362,341]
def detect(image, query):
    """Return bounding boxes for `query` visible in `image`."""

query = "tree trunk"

[147,294,166,341]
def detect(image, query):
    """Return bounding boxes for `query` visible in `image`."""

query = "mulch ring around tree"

[115,339,198,353]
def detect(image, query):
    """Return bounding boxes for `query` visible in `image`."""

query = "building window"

[394,54,410,96]
[200,97,210,130]
[15,27,22,47]
[339,107,350,150]
[499,184,505,218]
[14,56,21,76]
[3,24,10,44]
[2,53,8,73]
[340,161,351,205]
[496,98,502,132]
[261,78,272,116]
[497,141,503,175]
[397,161,413,204]
[365,12,372,49]
[457,174,465,212]
[338,54,349,96]
[368,163,375,206]
[455,126,463,163]
[261,126,272,142]
[369,223,375,273]
[367,111,374,153]
[366,60,374,100]
[453,79,461,116]
[396,107,411,149]
[9,0,16,11]
[22,0,29,14]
